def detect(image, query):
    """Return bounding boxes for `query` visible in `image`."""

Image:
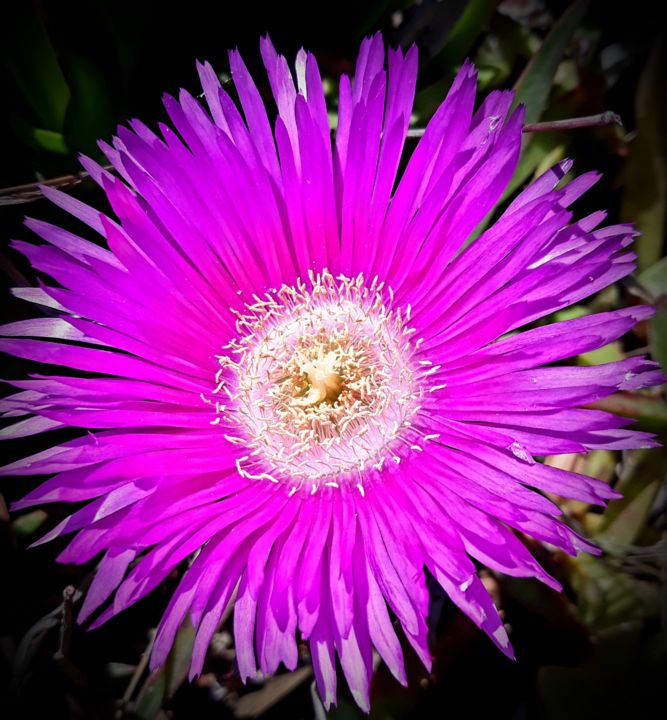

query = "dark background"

[1,1,666,718]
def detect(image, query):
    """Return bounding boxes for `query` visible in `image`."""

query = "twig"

[407,111,623,139]
[119,630,155,712]
[522,111,623,133]
[0,165,112,206]
[55,585,76,662]
[0,172,88,206]
[53,585,88,687]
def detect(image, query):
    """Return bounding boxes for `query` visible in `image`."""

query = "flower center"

[213,270,426,493]
[292,349,343,407]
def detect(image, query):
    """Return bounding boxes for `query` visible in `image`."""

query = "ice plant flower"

[0,34,664,711]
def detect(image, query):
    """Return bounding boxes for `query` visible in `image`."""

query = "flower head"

[1,34,664,711]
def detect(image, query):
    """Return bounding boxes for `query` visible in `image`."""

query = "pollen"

[213,269,427,490]
[292,349,344,407]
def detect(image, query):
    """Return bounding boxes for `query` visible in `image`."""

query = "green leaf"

[570,554,660,630]
[555,304,589,322]
[475,15,535,91]
[638,256,667,298]
[325,697,365,720]
[511,0,590,125]
[133,620,195,720]
[1,5,70,131]
[413,0,496,121]
[583,449,616,485]
[477,0,589,228]
[62,52,115,155]
[436,0,497,70]
[7,115,69,155]
[13,589,82,694]
[588,393,667,433]
[30,129,69,155]
[596,448,665,546]
[12,510,48,537]
[533,141,568,179]
[639,258,667,373]
[234,666,312,718]
[483,0,590,213]
[621,40,667,272]
[353,0,414,38]
[650,307,667,374]
[579,341,624,366]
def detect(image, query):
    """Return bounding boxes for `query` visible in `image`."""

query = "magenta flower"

[1,34,663,711]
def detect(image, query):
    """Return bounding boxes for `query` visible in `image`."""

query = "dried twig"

[0,171,92,206]
[0,164,113,206]
[406,111,623,139]
[522,111,623,133]
[118,630,155,715]
[52,585,88,687]
[55,585,76,662]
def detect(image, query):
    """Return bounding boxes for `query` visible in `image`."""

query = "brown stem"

[57,585,76,660]
[406,111,623,139]
[120,630,155,709]
[522,111,623,133]
[0,165,112,206]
